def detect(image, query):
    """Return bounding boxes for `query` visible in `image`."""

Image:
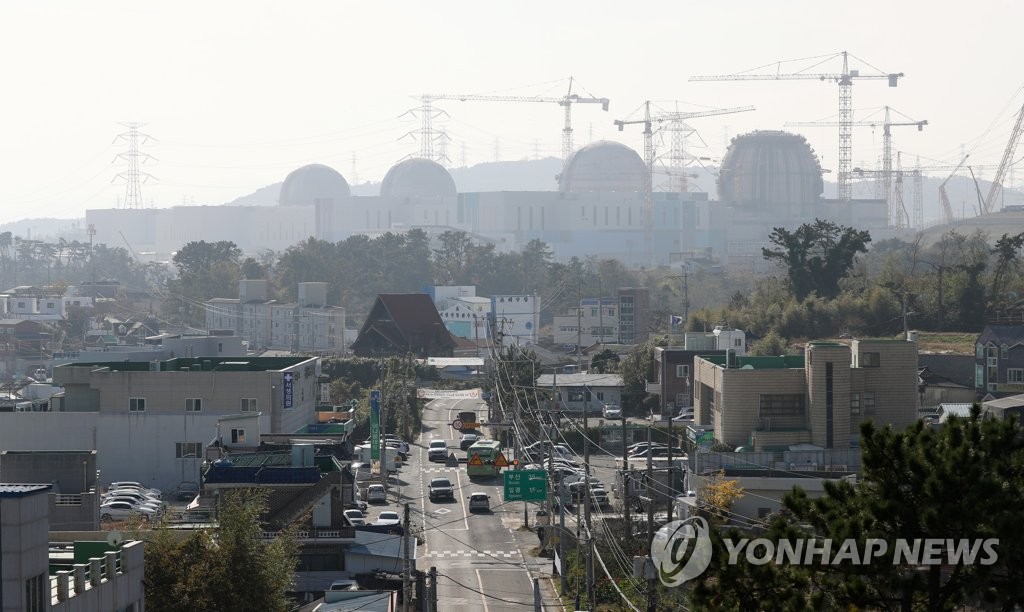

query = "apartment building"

[0,356,319,492]
[552,297,619,346]
[693,339,918,450]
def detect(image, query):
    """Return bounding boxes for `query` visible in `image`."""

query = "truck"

[352,444,402,472]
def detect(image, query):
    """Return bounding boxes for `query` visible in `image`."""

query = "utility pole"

[622,415,630,540]
[583,383,594,606]
[552,369,568,595]
[646,425,657,612]
[428,566,438,612]
[402,502,412,612]
[576,278,583,371]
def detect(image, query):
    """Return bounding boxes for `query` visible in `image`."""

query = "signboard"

[416,388,482,400]
[369,390,381,461]
[283,372,295,409]
[686,426,714,445]
[494,452,509,468]
[445,453,460,468]
[468,453,483,467]
[451,419,464,430]
[503,470,548,502]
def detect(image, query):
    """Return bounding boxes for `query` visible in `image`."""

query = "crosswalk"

[421,552,520,560]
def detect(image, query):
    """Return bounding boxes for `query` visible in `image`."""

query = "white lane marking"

[475,568,491,612]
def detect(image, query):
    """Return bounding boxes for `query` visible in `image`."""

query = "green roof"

[702,355,805,369]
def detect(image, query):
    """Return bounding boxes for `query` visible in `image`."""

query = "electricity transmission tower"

[112,122,156,209]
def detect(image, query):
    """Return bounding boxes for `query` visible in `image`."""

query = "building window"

[129,397,146,412]
[231,428,247,444]
[185,398,202,412]
[1002,344,1010,359]
[25,573,46,612]
[987,345,998,359]
[861,352,881,367]
[976,343,984,359]
[1008,369,1024,384]
[596,392,605,401]
[240,398,257,412]
[676,364,689,378]
[863,391,876,416]
[850,392,861,415]
[47,301,55,308]
[176,442,202,458]
[758,394,806,417]
[734,338,742,347]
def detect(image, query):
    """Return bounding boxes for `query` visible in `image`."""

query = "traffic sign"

[504,470,548,502]
[445,453,460,468]
[468,453,483,467]
[451,419,464,430]
[494,452,509,468]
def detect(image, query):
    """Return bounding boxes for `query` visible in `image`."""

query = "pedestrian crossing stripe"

[423,550,518,558]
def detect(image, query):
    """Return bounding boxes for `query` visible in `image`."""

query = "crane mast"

[983,102,1024,214]
[691,51,903,202]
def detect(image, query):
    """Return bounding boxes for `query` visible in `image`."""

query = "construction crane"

[613,102,755,265]
[788,106,926,228]
[937,155,971,224]
[983,102,1024,214]
[691,51,903,202]
[421,78,609,162]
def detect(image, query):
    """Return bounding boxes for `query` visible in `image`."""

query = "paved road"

[401,397,559,610]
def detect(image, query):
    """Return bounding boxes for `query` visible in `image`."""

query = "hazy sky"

[1,1,1022,226]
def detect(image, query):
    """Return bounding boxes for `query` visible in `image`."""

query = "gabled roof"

[978,325,1024,347]
[351,294,456,357]
[918,354,976,389]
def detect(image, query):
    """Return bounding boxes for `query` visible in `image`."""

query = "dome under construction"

[717,130,824,208]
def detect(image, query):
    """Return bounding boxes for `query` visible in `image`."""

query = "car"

[344,509,366,526]
[104,491,166,510]
[427,439,449,462]
[100,500,159,522]
[628,446,685,459]
[459,433,480,450]
[366,484,387,504]
[602,404,622,419]
[349,492,368,512]
[329,579,358,591]
[174,481,200,502]
[384,441,408,461]
[467,492,490,512]
[104,495,163,511]
[590,486,609,507]
[374,511,401,526]
[626,442,666,455]
[384,436,410,455]
[428,477,455,502]
[107,482,162,498]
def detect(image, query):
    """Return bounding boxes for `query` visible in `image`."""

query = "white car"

[344,509,366,526]
[107,482,162,498]
[104,495,163,512]
[602,405,622,419]
[104,492,165,510]
[374,511,401,526]
[427,439,449,462]
[366,484,387,504]
[100,500,159,522]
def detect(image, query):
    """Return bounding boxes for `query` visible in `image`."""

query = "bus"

[466,439,503,478]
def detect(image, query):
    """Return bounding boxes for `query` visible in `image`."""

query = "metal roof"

[0,483,52,498]
[536,373,624,387]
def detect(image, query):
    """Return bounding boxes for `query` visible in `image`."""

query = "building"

[918,353,976,410]
[650,347,727,416]
[535,373,624,413]
[692,339,918,450]
[617,287,650,344]
[0,286,94,323]
[437,297,491,342]
[0,450,100,531]
[0,319,51,379]
[51,332,246,372]
[0,483,145,612]
[982,393,1024,421]
[973,325,1024,396]
[552,298,618,346]
[0,356,319,492]
[351,294,456,358]
[206,280,346,353]
[491,294,539,347]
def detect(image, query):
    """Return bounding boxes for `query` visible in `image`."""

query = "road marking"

[475,568,490,612]
[422,550,519,558]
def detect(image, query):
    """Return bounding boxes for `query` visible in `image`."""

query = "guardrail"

[50,549,125,604]
[54,494,84,506]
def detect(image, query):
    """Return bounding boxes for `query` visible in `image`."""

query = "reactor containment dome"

[380,158,457,199]
[558,140,646,194]
[279,164,351,206]
[717,131,824,208]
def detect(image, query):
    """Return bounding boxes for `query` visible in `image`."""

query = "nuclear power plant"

[85,129,889,269]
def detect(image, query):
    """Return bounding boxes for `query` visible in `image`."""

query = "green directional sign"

[504,470,548,502]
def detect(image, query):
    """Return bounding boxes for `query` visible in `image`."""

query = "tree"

[762,219,871,300]
[702,470,744,525]
[988,231,1024,310]
[168,240,242,324]
[144,489,298,612]
[590,348,620,373]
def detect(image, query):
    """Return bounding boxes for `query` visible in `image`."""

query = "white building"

[0,286,94,322]
[0,356,319,493]
[206,280,345,353]
[491,294,539,347]
[535,372,624,413]
[683,326,747,356]
[552,297,619,346]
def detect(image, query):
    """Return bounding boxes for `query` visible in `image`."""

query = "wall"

[0,492,49,612]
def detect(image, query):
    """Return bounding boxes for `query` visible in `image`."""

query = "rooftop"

[0,483,52,498]
[535,373,624,387]
[55,356,313,373]
[701,355,806,369]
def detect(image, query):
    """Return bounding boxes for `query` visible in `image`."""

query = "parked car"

[628,446,685,459]
[626,442,666,455]
[100,500,159,522]
[672,407,695,422]
[383,435,410,454]
[104,490,166,510]
[428,478,455,502]
[602,404,622,419]
[107,482,162,498]
[174,481,200,502]
[344,509,366,526]
[366,484,387,504]
[349,491,368,512]
[329,579,358,591]
[427,439,449,462]
[467,492,490,512]
[459,433,480,450]
[374,511,401,526]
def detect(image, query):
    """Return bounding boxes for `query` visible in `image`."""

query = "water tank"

[298,282,328,308]
[906,330,919,343]
[292,443,315,467]
[239,279,268,303]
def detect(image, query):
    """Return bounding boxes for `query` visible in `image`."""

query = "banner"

[416,388,482,400]
[282,372,294,409]
[670,315,684,327]
[370,390,381,461]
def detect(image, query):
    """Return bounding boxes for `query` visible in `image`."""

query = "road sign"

[451,419,464,430]
[369,390,381,461]
[445,453,459,468]
[494,452,509,468]
[504,470,548,502]
[468,453,483,467]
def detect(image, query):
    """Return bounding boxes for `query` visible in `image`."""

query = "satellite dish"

[107,531,123,547]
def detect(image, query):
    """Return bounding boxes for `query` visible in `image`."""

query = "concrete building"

[437,297,491,342]
[0,356,319,493]
[973,325,1024,396]
[693,339,918,450]
[491,294,539,347]
[0,483,145,612]
[0,451,100,531]
[51,332,246,371]
[552,298,618,346]
[535,373,624,413]
[650,347,727,415]
[0,286,94,323]
[206,280,346,353]
[617,287,650,345]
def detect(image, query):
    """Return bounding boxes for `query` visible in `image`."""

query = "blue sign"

[283,372,294,409]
